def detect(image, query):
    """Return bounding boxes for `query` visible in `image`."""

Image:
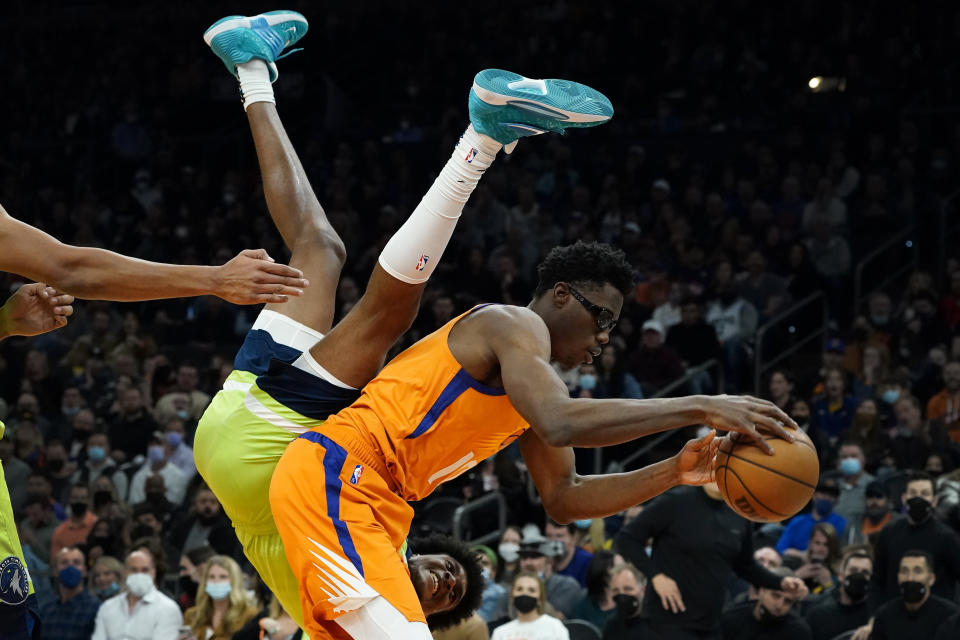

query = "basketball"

[715,428,820,522]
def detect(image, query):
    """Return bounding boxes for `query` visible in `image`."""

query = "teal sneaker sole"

[203,10,308,81]
[203,10,307,48]
[471,69,613,125]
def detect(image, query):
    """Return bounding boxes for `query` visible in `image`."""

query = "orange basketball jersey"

[320,304,529,501]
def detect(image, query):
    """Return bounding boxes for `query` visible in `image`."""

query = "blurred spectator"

[766,369,797,412]
[851,344,890,401]
[20,497,58,566]
[495,526,522,588]
[595,346,644,400]
[665,296,721,392]
[569,549,616,630]
[433,612,490,640]
[1,430,32,514]
[615,484,806,638]
[804,548,872,640]
[705,275,758,392]
[941,270,960,330]
[720,567,811,640]
[545,520,593,588]
[869,551,959,639]
[72,431,129,501]
[91,548,182,639]
[172,364,211,421]
[44,438,78,501]
[517,532,583,619]
[891,395,951,471]
[490,572,569,640]
[90,556,124,602]
[26,471,67,521]
[869,471,960,609]
[159,417,195,479]
[177,545,217,612]
[652,282,684,331]
[231,592,303,640]
[811,368,857,445]
[792,523,841,596]
[804,215,851,283]
[737,250,788,318]
[926,360,960,443]
[127,434,189,506]
[848,480,903,547]
[40,546,102,640]
[86,518,125,567]
[625,319,685,395]
[169,485,239,562]
[776,477,847,556]
[50,483,97,561]
[474,545,507,624]
[830,442,874,526]
[601,563,649,640]
[107,387,158,463]
[183,555,258,640]
[845,399,893,473]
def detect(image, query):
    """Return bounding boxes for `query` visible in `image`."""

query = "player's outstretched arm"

[0,206,307,304]
[488,307,796,453]
[0,283,74,340]
[519,428,721,523]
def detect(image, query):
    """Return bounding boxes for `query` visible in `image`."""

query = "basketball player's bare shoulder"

[472,304,551,354]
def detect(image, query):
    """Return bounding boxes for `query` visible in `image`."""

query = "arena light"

[807,76,847,93]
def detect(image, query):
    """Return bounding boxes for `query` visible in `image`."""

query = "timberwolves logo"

[350,464,364,485]
[0,556,28,605]
[415,254,429,272]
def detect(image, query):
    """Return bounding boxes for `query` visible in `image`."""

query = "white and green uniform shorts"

[194,310,359,628]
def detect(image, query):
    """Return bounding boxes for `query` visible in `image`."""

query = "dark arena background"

[2,1,959,639]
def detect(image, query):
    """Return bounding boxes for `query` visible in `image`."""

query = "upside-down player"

[191,9,615,635]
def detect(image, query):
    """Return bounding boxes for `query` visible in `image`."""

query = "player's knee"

[298,224,347,268]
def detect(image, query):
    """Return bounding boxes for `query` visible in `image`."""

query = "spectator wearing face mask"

[39,546,102,640]
[720,567,812,640]
[107,387,158,463]
[50,484,97,561]
[845,399,892,473]
[625,319,686,396]
[90,556,124,601]
[570,550,616,630]
[495,526,522,589]
[20,497,58,566]
[490,572,569,640]
[890,395,951,471]
[72,431,129,502]
[516,532,584,619]
[830,442,874,526]
[91,548,182,640]
[127,434,189,506]
[926,360,960,443]
[545,520,593,588]
[183,555,257,640]
[160,417,195,479]
[776,477,847,557]
[869,471,960,610]
[804,548,873,640]
[177,545,216,612]
[473,545,508,624]
[601,563,649,640]
[864,551,960,640]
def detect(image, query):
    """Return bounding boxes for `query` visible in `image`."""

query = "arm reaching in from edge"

[486,306,795,453]
[0,205,308,303]
[519,427,722,524]
[0,283,74,340]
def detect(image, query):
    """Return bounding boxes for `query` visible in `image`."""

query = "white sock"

[237,59,275,111]
[378,125,500,284]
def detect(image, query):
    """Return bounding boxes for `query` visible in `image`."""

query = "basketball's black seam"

[726,448,817,489]
[759,435,817,452]
[724,465,791,518]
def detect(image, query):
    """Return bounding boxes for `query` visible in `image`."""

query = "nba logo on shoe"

[415,254,429,271]
[350,464,363,484]
[465,148,478,163]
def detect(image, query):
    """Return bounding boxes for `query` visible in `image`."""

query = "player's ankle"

[237,59,275,111]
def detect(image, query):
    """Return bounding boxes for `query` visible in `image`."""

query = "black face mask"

[842,573,869,602]
[900,581,927,604]
[145,491,165,505]
[513,595,539,614]
[90,536,114,552]
[93,490,113,508]
[70,502,88,518]
[178,574,197,597]
[613,593,640,618]
[865,505,888,523]
[47,459,65,473]
[906,497,933,523]
[130,524,155,540]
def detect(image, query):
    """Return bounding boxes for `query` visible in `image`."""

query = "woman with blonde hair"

[491,571,569,640]
[183,555,258,639]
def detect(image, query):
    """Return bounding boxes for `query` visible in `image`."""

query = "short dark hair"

[905,470,934,491]
[545,519,577,535]
[901,549,935,573]
[534,241,634,298]
[841,547,873,571]
[408,534,484,631]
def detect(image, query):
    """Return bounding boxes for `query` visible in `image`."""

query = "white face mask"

[498,543,520,563]
[125,573,153,597]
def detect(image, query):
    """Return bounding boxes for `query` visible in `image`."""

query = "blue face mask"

[147,446,165,463]
[204,581,232,600]
[840,457,861,476]
[175,409,189,421]
[882,389,900,405]
[87,446,106,462]
[59,565,83,589]
[814,498,835,517]
[166,432,183,448]
[579,374,597,391]
[97,582,119,599]
[573,519,593,530]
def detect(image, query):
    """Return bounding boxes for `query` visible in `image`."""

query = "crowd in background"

[3,1,960,638]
